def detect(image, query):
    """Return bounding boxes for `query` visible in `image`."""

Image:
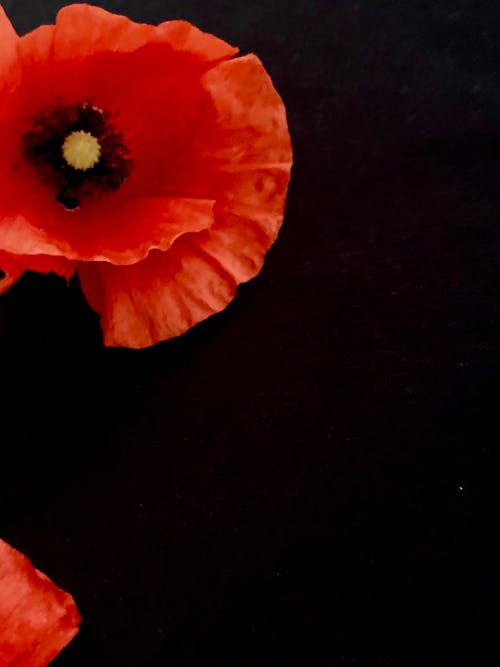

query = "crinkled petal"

[52,4,237,62]
[0,539,80,667]
[78,239,237,348]
[0,197,215,265]
[198,54,293,168]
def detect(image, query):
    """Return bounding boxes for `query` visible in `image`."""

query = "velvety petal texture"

[0,3,292,347]
[0,539,80,667]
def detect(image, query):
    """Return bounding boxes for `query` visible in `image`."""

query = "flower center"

[23,102,133,211]
[62,130,101,171]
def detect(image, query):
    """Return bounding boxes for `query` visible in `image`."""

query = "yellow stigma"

[62,130,101,171]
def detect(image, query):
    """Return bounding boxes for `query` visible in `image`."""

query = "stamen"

[62,130,101,171]
[23,101,133,209]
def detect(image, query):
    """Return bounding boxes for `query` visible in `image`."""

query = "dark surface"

[1,1,500,665]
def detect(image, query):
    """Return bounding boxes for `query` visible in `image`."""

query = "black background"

[1,1,499,665]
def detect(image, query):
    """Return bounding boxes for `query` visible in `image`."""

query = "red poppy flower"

[0,538,80,666]
[0,4,292,348]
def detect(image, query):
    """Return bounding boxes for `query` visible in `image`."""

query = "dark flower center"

[22,102,133,211]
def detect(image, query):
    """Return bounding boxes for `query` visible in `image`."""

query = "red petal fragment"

[0,539,80,667]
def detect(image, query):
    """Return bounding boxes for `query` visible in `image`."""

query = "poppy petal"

[53,4,237,62]
[0,538,80,667]
[78,240,237,348]
[198,54,293,168]
[0,197,215,265]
